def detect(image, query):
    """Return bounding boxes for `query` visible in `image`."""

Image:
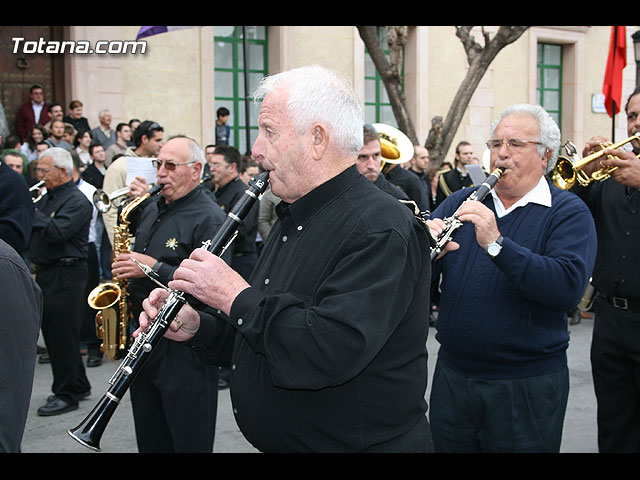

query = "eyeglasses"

[36,167,57,174]
[151,159,195,170]
[486,138,544,151]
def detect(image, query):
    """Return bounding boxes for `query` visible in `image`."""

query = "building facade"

[2,26,637,163]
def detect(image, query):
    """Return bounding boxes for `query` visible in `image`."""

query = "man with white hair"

[91,109,116,150]
[427,104,598,452]
[138,66,434,452]
[29,147,93,416]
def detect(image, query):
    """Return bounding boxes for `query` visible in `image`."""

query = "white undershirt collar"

[491,176,551,218]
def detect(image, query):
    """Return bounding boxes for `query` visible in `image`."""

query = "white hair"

[167,135,205,178]
[252,65,364,155]
[489,104,562,173]
[38,147,73,175]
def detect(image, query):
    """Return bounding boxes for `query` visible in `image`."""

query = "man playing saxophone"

[573,87,640,453]
[110,135,229,453]
[427,104,597,452]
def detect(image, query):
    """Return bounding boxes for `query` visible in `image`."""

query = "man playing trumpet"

[573,86,640,453]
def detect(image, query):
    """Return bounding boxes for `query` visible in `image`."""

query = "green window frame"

[364,27,403,127]
[214,26,268,154]
[537,43,563,130]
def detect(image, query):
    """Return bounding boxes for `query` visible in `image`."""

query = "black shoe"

[47,390,90,403]
[218,378,229,389]
[87,356,103,367]
[37,345,47,354]
[38,354,51,364]
[37,396,78,416]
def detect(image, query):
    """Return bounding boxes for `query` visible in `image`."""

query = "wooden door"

[0,26,65,138]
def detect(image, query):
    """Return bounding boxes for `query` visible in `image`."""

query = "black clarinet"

[430,167,504,261]
[68,171,269,452]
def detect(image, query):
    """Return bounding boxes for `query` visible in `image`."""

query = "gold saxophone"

[87,184,163,361]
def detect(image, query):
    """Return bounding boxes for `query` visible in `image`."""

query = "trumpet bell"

[372,123,415,166]
[93,189,110,213]
[549,156,578,190]
[550,134,640,190]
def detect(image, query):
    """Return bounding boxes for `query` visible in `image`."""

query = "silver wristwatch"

[487,235,503,258]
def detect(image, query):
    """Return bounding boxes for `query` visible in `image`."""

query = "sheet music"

[466,164,487,186]
[125,157,157,185]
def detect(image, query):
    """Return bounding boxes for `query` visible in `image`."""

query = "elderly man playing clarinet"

[427,104,597,453]
[138,65,434,453]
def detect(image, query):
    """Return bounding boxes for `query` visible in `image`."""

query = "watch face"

[488,243,501,256]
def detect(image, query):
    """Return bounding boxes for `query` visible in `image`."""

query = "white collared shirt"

[491,176,552,218]
[32,100,44,123]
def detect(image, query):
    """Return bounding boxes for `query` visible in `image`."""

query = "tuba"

[87,183,163,361]
[373,123,415,174]
[550,134,640,190]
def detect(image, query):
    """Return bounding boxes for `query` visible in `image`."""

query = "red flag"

[602,26,627,118]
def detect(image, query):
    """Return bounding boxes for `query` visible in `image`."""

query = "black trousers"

[364,415,433,453]
[591,296,640,453]
[429,360,569,453]
[130,337,220,453]
[37,261,91,404]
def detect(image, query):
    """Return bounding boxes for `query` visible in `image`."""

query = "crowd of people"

[0,67,638,453]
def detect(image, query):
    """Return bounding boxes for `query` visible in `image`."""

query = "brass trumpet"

[92,186,134,213]
[550,134,640,190]
[93,183,161,213]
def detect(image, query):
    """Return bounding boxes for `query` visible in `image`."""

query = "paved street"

[20,315,598,453]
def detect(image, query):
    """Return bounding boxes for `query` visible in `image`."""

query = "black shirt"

[190,165,432,452]
[63,115,91,132]
[29,180,92,266]
[572,178,640,301]
[373,172,409,201]
[209,176,258,256]
[128,187,228,321]
[0,161,34,256]
[81,163,105,189]
[436,168,474,207]
[384,164,430,212]
[0,239,42,452]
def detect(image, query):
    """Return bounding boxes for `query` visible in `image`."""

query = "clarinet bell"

[67,395,119,452]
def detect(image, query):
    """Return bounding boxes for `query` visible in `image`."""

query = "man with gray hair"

[111,135,228,452]
[138,66,435,452]
[29,147,93,416]
[427,104,598,452]
[91,109,116,150]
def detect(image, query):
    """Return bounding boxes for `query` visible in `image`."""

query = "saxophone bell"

[87,184,164,361]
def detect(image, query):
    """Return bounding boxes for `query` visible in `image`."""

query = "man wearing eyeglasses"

[426,104,597,452]
[102,120,164,249]
[110,135,228,452]
[29,147,93,416]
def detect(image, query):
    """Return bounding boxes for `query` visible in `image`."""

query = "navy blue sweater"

[431,179,597,379]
